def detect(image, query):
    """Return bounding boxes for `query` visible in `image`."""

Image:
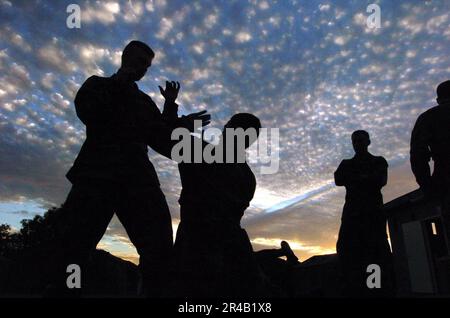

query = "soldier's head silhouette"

[120,40,155,81]
[222,113,262,149]
[351,130,370,155]
[436,80,450,105]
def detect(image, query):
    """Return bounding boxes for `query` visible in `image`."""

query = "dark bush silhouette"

[0,208,140,297]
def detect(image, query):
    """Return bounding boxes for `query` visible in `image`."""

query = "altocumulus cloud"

[0,0,449,261]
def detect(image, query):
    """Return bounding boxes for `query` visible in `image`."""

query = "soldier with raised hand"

[52,40,210,297]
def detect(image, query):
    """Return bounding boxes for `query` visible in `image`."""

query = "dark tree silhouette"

[18,207,62,250]
[0,207,64,259]
[0,207,140,297]
[0,224,12,256]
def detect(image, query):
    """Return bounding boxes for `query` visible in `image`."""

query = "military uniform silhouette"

[53,41,209,297]
[173,114,266,297]
[411,80,450,248]
[334,130,391,296]
[60,75,176,295]
[66,74,178,184]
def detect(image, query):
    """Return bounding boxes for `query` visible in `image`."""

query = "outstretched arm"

[145,81,210,159]
[159,80,211,130]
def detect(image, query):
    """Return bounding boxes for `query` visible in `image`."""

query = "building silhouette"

[385,189,450,295]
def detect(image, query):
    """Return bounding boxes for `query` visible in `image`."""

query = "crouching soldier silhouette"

[172,113,268,297]
[411,80,450,255]
[49,41,209,297]
[334,130,392,296]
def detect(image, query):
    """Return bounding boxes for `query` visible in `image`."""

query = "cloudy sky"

[1,0,450,264]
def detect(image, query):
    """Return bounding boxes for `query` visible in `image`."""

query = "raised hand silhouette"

[52,41,208,298]
[158,80,180,103]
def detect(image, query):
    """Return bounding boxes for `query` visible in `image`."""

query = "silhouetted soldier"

[411,80,450,248]
[334,130,391,296]
[173,113,266,297]
[52,40,209,297]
